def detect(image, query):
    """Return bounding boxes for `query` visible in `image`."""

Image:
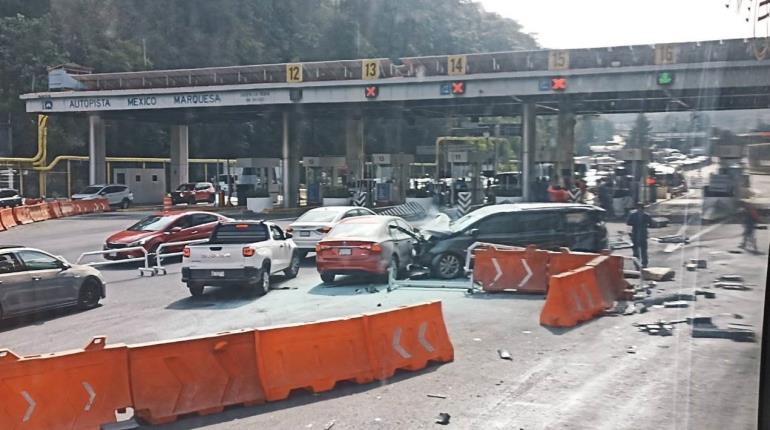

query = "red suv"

[171,182,217,205]
[104,211,230,260]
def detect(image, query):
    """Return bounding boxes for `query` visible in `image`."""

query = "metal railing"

[76,246,149,268]
[139,238,210,276]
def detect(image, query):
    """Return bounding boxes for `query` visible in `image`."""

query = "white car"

[181,220,300,297]
[287,206,376,257]
[72,184,133,209]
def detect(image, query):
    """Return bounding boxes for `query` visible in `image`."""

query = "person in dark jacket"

[739,200,760,252]
[626,202,653,268]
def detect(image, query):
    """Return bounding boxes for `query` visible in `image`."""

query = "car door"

[395,219,417,265]
[190,213,221,239]
[103,186,121,205]
[16,250,78,309]
[165,214,195,249]
[194,183,208,202]
[0,252,36,316]
[514,211,565,250]
[269,225,291,270]
[387,220,411,269]
[471,213,520,247]
[563,210,599,251]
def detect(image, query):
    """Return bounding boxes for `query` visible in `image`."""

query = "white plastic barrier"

[139,238,209,276]
[76,246,149,269]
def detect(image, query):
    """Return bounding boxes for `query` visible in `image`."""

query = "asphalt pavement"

[0,191,767,429]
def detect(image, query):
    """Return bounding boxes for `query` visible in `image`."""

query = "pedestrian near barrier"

[626,202,653,268]
[739,200,761,252]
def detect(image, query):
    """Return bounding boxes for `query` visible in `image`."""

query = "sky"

[478,0,764,49]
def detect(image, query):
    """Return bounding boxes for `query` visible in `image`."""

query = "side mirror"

[98,191,107,196]
[285,232,293,239]
[57,259,70,270]
[467,228,479,237]
[169,226,183,233]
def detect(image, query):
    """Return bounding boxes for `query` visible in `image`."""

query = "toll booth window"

[135,175,141,182]
[152,175,158,182]
[116,173,126,184]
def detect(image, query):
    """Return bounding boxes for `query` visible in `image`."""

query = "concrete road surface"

[0,195,766,429]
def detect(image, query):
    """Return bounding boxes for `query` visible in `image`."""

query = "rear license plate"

[338,248,352,256]
[109,252,117,258]
[300,231,310,237]
[211,270,225,277]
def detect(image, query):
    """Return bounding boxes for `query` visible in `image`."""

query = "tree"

[627,113,652,148]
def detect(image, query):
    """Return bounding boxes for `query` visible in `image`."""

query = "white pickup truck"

[181,220,301,297]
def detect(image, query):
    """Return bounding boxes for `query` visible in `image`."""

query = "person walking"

[626,202,653,268]
[547,183,570,203]
[739,200,760,252]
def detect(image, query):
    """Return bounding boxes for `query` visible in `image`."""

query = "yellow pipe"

[0,115,47,164]
[32,155,235,171]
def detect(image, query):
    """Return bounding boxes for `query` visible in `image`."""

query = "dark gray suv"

[419,203,608,279]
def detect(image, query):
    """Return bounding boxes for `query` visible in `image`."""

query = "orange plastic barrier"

[0,337,131,430]
[474,245,549,293]
[28,204,50,222]
[540,265,607,328]
[59,201,75,217]
[12,206,33,224]
[97,199,110,212]
[0,208,18,228]
[365,301,454,380]
[0,217,5,232]
[587,255,633,302]
[47,201,63,219]
[257,316,374,402]
[548,248,599,276]
[128,330,263,425]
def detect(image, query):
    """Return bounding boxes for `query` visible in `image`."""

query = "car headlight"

[127,238,149,247]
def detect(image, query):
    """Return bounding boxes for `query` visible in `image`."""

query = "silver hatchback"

[0,246,106,320]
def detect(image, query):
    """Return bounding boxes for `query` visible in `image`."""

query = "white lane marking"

[21,390,36,422]
[392,327,411,359]
[418,322,435,353]
[519,260,533,287]
[491,257,502,287]
[82,381,96,411]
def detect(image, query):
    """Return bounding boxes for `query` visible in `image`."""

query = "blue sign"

[538,78,551,91]
[440,83,452,95]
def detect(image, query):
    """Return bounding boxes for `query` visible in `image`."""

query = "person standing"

[626,202,653,268]
[739,200,760,252]
[547,183,570,203]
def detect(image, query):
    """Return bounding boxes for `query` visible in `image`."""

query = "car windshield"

[0,190,18,198]
[127,215,176,232]
[327,221,383,238]
[79,186,103,194]
[296,208,343,223]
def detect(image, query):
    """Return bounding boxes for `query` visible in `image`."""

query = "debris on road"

[324,420,336,430]
[650,216,670,228]
[435,413,451,425]
[627,345,637,354]
[638,291,696,307]
[690,317,756,342]
[685,263,697,271]
[642,267,676,281]
[427,394,447,399]
[718,274,744,282]
[694,289,717,299]
[497,349,512,360]
[664,300,690,308]
[714,282,751,290]
[656,234,690,244]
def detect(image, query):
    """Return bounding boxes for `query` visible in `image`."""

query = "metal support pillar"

[88,114,106,184]
[556,106,576,187]
[521,102,536,201]
[282,111,300,208]
[169,124,189,191]
[345,115,364,183]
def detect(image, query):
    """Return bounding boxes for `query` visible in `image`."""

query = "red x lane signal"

[365,85,379,98]
[451,81,465,95]
[551,78,567,91]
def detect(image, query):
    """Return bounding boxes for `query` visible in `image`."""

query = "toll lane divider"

[0,301,453,429]
[0,199,109,233]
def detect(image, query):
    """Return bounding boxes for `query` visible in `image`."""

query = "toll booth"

[303,156,348,205]
[371,153,414,205]
[113,167,166,204]
[236,158,282,204]
[438,150,486,205]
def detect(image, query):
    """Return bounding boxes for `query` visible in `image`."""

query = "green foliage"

[627,113,652,148]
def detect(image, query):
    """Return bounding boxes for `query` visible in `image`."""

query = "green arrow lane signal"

[658,71,674,85]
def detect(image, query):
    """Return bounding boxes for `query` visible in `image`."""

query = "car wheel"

[121,198,130,209]
[432,252,463,279]
[284,252,301,279]
[255,266,271,295]
[188,282,205,297]
[320,272,335,284]
[388,254,402,280]
[78,278,102,309]
[207,195,215,204]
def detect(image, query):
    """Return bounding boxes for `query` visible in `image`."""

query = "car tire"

[77,278,102,309]
[121,198,130,209]
[320,272,335,284]
[284,252,301,279]
[255,265,271,296]
[432,252,463,279]
[188,282,205,297]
